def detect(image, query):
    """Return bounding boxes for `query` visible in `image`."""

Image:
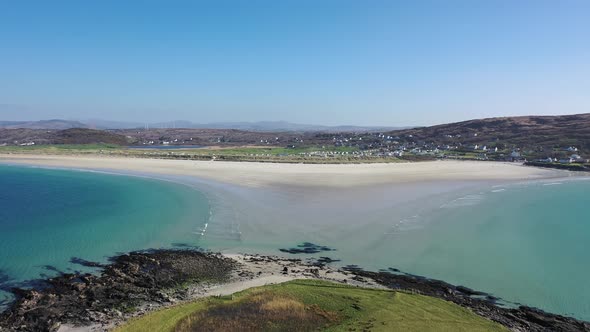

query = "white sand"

[0,154,564,188]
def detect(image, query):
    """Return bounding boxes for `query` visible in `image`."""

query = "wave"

[440,194,485,209]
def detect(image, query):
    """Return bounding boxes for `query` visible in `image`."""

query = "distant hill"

[0,119,405,132]
[386,113,590,157]
[0,128,129,145]
[173,121,404,132]
[75,119,401,132]
[3,114,589,159]
[0,120,89,130]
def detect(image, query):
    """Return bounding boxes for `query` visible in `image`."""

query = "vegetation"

[0,143,121,152]
[0,144,405,164]
[0,127,130,146]
[525,161,590,172]
[116,280,508,332]
[3,113,589,163]
[192,145,359,156]
[390,113,590,159]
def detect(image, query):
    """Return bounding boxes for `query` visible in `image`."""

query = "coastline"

[0,154,569,188]
[2,154,590,330]
[1,249,587,332]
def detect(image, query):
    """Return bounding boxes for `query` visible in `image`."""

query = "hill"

[0,120,89,130]
[2,113,589,163]
[0,128,130,146]
[117,280,508,332]
[384,113,590,159]
[0,118,403,132]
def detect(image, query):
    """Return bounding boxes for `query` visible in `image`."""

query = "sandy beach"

[0,154,565,188]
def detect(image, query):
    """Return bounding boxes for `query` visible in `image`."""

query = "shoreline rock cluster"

[344,266,590,332]
[0,250,236,332]
[0,249,588,332]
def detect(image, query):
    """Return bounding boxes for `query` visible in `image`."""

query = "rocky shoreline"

[0,250,236,331]
[343,266,590,332]
[0,249,588,332]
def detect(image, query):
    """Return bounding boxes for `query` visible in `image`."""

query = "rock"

[348,268,590,332]
[0,249,237,332]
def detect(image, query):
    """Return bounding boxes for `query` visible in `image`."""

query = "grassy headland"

[116,279,508,332]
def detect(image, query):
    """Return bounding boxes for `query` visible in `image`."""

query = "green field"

[115,280,507,332]
[0,144,357,156]
[164,145,359,155]
[1,144,406,163]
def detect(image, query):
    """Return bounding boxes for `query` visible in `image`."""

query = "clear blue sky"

[1,0,589,126]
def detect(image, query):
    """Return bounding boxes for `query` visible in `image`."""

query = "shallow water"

[1,164,589,321]
[196,176,590,320]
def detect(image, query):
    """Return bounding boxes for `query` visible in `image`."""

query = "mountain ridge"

[0,119,405,132]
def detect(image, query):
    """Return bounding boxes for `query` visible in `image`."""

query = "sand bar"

[0,154,566,188]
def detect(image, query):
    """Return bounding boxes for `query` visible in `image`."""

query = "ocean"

[0,165,210,307]
[1,164,589,321]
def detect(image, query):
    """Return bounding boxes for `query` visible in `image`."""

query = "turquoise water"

[196,179,590,321]
[0,165,209,305]
[367,180,590,320]
[1,164,589,321]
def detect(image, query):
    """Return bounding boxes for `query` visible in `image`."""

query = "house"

[559,158,575,164]
[507,151,523,162]
[571,154,583,162]
[565,147,578,152]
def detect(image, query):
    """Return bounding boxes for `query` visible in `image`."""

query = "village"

[101,128,589,167]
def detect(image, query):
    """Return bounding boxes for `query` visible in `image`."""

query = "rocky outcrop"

[0,250,236,332]
[346,267,590,332]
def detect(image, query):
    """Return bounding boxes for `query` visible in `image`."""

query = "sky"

[0,0,589,126]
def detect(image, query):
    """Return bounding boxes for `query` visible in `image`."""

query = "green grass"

[0,143,406,164]
[1,144,358,157]
[171,145,360,156]
[115,280,507,332]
